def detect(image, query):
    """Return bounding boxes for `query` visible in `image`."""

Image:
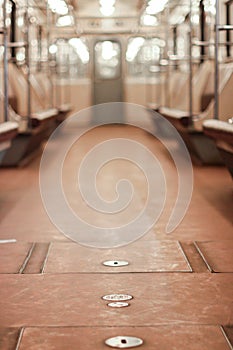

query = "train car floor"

[0,125,232,349]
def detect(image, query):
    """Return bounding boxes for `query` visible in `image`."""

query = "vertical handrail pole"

[225,2,231,57]
[145,34,149,107]
[164,4,170,107]
[9,0,16,59]
[25,0,31,128]
[200,0,206,64]
[214,0,219,119]
[188,0,193,123]
[37,25,42,72]
[3,0,9,122]
[173,25,178,70]
[46,2,54,108]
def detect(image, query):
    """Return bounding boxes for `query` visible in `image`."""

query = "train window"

[189,0,216,60]
[126,37,163,77]
[94,40,121,80]
[49,38,90,80]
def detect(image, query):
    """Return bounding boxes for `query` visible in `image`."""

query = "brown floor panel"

[179,242,209,273]
[18,326,230,350]
[0,242,33,274]
[0,327,21,350]
[0,188,68,243]
[0,126,232,243]
[0,274,232,327]
[195,241,233,272]
[44,241,191,273]
[223,326,233,348]
[0,125,233,347]
[22,243,50,274]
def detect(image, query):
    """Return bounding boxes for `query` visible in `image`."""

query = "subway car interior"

[0,0,233,349]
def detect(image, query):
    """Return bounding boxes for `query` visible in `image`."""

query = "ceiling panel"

[73,0,144,18]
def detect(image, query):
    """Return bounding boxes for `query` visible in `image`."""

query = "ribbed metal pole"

[3,0,9,122]
[214,0,219,119]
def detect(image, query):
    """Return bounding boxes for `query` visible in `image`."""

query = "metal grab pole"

[225,0,233,57]
[3,0,9,122]
[37,26,42,72]
[214,0,219,119]
[225,2,231,57]
[9,0,16,59]
[165,5,170,107]
[188,0,193,124]
[25,0,31,128]
[173,25,178,70]
[46,3,54,108]
[200,0,206,64]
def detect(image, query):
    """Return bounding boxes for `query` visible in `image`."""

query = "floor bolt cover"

[102,294,133,301]
[107,302,129,308]
[103,260,129,267]
[105,336,143,348]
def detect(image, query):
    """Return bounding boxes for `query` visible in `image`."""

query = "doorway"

[93,40,123,105]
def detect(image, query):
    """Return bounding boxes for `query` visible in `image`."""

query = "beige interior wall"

[124,78,165,108]
[55,79,92,115]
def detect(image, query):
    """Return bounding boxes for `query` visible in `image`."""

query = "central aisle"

[0,124,232,349]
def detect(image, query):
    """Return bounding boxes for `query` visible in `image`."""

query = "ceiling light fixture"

[141,14,158,26]
[146,0,168,15]
[99,0,116,16]
[56,15,74,26]
[100,6,115,16]
[48,0,69,16]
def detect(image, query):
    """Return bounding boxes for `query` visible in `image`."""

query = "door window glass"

[94,40,121,80]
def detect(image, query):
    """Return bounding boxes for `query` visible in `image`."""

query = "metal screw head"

[107,302,129,308]
[102,294,133,301]
[105,336,143,348]
[103,260,129,267]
